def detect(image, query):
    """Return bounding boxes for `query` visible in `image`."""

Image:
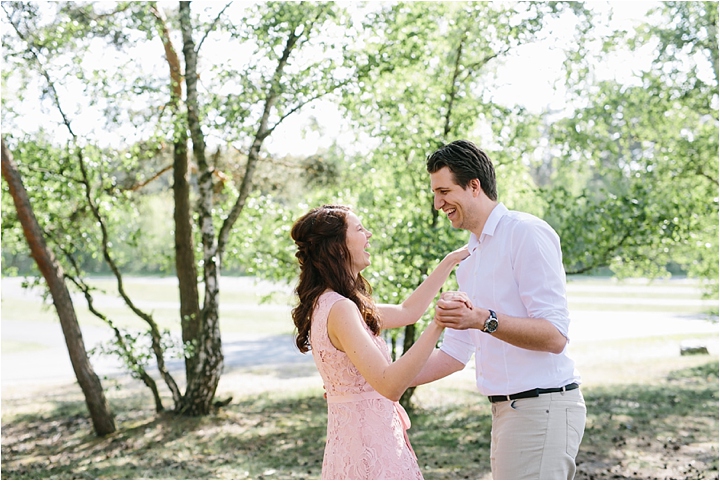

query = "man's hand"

[434,291,483,330]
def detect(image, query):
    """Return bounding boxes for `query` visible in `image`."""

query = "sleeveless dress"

[310,291,423,480]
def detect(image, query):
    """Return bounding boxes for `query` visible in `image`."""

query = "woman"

[290,204,469,480]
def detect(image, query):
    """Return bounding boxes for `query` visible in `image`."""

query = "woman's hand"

[446,244,470,265]
[376,244,469,330]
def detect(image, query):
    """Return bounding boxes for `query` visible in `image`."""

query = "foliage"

[88,328,186,381]
[1,1,365,414]
[332,2,588,387]
[543,2,718,299]
[0,134,168,275]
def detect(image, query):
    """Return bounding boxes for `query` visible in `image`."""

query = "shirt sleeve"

[439,327,475,365]
[511,219,571,339]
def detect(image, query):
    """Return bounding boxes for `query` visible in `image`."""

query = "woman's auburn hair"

[290,205,380,353]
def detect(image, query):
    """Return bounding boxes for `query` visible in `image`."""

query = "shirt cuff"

[439,329,474,365]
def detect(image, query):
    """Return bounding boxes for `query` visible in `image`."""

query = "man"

[413,139,586,480]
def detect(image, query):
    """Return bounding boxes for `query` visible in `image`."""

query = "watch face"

[485,318,499,333]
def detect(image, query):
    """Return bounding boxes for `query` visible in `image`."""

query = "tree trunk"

[173,129,202,380]
[177,0,223,415]
[1,138,116,436]
[152,2,202,382]
[399,323,417,409]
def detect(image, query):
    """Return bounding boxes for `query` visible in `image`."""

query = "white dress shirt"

[440,203,581,396]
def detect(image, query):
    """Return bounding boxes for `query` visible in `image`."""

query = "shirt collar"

[467,202,508,250]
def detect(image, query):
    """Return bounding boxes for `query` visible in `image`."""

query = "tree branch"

[53,237,165,413]
[565,230,632,275]
[458,48,509,82]
[196,2,232,54]
[74,146,183,406]
[150,3,183,101]
[443,32,466,139]
[123,164,173,191]
[4,9,76,138]
[216,21,302,260]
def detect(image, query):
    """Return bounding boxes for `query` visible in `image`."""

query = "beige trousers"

[490,389,586,480]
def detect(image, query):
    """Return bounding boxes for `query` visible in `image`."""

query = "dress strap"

[325,391,417,461]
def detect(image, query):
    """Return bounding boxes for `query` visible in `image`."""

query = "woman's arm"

[328,299,444,402]
[411,349,465,386]
[377,245,469,330]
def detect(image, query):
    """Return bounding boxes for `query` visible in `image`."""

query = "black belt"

[488,382,579,403]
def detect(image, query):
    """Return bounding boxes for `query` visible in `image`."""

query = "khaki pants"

[490,389,586,480]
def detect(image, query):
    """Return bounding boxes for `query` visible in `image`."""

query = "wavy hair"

[290,205,380,353]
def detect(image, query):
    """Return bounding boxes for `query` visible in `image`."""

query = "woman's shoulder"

[316,290,350,314]
[320,290,347,303]
[318,290,359,316]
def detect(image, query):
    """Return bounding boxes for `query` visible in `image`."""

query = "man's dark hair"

[426,140,497,201]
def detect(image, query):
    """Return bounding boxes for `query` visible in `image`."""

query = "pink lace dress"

[310,291,423,480]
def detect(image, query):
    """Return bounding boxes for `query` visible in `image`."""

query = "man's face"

[430,166,478,231]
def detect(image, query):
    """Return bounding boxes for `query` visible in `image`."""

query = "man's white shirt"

[440,203,581,396]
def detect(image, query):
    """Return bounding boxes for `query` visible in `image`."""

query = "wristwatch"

[482,309,498,333]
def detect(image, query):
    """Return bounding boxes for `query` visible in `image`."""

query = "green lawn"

[0,339,47,353]
[1,276,295,335]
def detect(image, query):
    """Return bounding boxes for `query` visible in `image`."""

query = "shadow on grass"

[1,390,329,480]
[1,362,717,480]
[410,388,493,480]
[577,362,719,480]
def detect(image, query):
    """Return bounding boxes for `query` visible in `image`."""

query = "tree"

[1,138,116,436]
[241,2,591,407]
[1,1,362,415]
[541,1,718,301]
[337,2,591,406]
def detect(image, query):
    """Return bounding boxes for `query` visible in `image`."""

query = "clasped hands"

[433,291,483,331]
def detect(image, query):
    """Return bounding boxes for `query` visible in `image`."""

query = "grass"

[1,340,47,353]
[1,356,717,480]
[1,384,329,480]
[0,298,294,336]
[1,277,296,335]
[568,302,715,313]
[576,362,719,480]
[2,275,714,336]
[568,333,719,387]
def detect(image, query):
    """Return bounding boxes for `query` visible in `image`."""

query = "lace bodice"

[311,292,389,397]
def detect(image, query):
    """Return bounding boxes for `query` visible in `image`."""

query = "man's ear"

[470,178,482,197]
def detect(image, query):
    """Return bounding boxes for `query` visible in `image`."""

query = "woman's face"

[345,211,372,276]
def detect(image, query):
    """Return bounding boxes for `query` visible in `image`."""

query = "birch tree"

[2,0,360,415]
